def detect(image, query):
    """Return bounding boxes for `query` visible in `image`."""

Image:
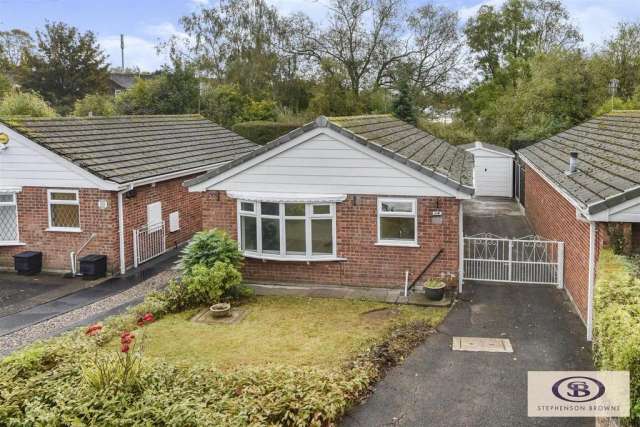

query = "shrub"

[0,90,57,117]
[180,229,243,276]
[241,99,278,122]
[73,93,116,116]
[232,120,302,145]
[594,250,640,424]
[182,262,243,305]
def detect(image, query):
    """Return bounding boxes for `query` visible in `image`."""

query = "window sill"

[46,227,82,233]
[0,241,26,247]
[243,252,346,262]
[375,241,420,248]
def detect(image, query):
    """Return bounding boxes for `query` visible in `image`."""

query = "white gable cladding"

[0,124,115,190]
[203,129,463,197]
[589,196,640,222]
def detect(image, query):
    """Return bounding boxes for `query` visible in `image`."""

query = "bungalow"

[186,115,474,289]
[0,115,257,274]
[518,111,640,340]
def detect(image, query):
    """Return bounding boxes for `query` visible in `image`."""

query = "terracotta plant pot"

[424,282,446,301]
[209,302,232,318]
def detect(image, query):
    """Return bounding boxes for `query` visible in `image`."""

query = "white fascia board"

[466,147,515,158]
[587,194,640,222]
[0,123,119,191]
[190,127,471,199]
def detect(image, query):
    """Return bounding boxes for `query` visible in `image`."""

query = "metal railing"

[463,234,564,286]
[133,221,166,268]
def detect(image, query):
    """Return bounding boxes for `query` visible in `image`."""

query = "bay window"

[0,192,19,243]
[238,200,336,260]
[377,198,418,246]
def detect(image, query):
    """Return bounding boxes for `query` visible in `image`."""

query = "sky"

[1,0,639,71]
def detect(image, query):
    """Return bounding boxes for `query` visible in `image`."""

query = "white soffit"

[227,191,347,203]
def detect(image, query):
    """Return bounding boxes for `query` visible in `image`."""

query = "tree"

[0,90,57,117]
[200,84,248,127]
[593,22,640,100]
[73,94,116,116]
[18,22,109,114]
[116,60,199,115]
[464,0,581,85]
[392,73,416,123]
[0,29,33,71]
[0,73,11,97]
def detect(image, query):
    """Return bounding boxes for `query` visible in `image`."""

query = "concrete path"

[342,282,594,427]
[0,250,179,337]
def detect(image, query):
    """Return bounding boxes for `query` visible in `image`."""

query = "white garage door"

[474,157,513,197]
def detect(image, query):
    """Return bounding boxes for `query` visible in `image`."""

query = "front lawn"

[139,296,446,369]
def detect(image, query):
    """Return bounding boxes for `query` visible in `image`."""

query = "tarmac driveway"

[342,282,594,427]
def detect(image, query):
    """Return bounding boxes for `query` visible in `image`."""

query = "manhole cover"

[452,337,513,353]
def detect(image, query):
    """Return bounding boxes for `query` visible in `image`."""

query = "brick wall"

[0,175,203,274]
[0,187,120,273]
[202,191,460,288]
[524,165,603,320]
[122,175,202,270]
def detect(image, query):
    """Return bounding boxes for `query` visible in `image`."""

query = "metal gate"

[133,221,166,268]
[463,234,564,286]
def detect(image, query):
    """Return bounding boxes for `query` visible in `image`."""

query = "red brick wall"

[0,187,120,273]
[202,191,460,288]
[0,175,203,273]
[523,165,603,320]
[122,175,202,270]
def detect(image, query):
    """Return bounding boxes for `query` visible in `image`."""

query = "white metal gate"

[133,221,166,268]
[463,234,564,286]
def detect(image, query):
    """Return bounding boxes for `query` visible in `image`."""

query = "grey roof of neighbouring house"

[518,111,640,214]
[460,141,514,157]
[1,115,259,185]
[186,114,474,194]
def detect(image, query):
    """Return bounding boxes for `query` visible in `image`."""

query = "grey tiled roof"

[187,115,474,194]
[2,115,258,185]
[518,111,640,214]
[460,141,514,157]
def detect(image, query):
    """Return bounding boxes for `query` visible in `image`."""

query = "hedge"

[593,250,640,424]
[232,121,302,145]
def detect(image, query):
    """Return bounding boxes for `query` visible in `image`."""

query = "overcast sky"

[1,0,638,71]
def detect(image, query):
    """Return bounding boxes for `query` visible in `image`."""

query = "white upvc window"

[47,189,81,232]
[237,200,337,261]
[0,192,20,244]
[377,197,418,246]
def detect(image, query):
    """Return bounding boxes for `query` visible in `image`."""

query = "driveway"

[342,198,594,426]
[343,283,593,427]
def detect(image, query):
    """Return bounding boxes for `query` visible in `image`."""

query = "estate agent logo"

[528,371,629,417]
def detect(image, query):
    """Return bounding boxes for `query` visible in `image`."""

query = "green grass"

[129,296,446,370]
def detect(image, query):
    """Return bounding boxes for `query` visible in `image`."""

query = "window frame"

[47,189,81,232]
[237,200,338,261]
[0,192,21,245]
[376,197,419,247]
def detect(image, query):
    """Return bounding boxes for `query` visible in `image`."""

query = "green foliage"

[180,229,244,276]
[0,90,57,117]
[594,250,640,423]
[392,76,416,124]
[83,350,145,393]
[417,117,475,145]
[242,99,278,121]
[73,93,116,117]
[182,262,243,305]
[116,61,198,115]
[18,22,109,114]
[0,73,11,97]
[232,120,301,145]
[200,83,247,127]
[308,60,364,116]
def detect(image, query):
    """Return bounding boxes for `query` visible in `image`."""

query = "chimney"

[568,152,578,174]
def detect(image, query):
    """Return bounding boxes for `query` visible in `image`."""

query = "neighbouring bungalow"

[0,115,258,274]
[518,111,640,339]
[186,115,474,289]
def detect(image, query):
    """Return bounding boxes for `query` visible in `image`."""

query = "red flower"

[137,312,155,326]
[120,343,130,353]
[120,331,135,345]
[85,324,103,336]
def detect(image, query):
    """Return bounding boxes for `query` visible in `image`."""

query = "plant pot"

[424,283,446,301]
[209,303,232,318]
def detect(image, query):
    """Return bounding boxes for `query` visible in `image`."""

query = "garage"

[462,141,514,198]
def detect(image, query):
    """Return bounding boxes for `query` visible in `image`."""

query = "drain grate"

[452,337,513,353]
